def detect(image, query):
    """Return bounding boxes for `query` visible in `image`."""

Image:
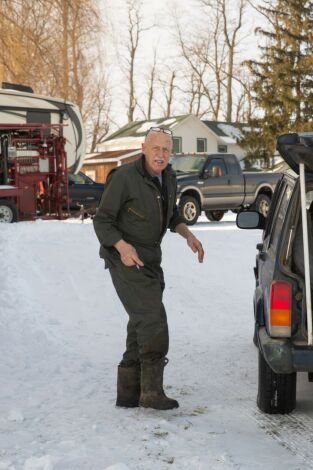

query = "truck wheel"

[0,200,18,223]
[255,194,271,217]
[257,351,296,414]
[179,196,200,225]
[205,210,225,222]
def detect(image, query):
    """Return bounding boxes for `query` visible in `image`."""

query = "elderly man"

[93,127,204,410]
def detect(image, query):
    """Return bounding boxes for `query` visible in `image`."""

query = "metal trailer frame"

[0,123,69,222]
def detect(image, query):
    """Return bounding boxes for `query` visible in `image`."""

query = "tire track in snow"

[196,345,313,469]
[251,406,313,466]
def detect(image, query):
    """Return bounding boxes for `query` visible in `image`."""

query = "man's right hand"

[114,239,144,267]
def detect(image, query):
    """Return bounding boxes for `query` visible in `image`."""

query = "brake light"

[269,281,291,336]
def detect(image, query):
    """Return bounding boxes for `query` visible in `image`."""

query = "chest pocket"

[127,206,146,220]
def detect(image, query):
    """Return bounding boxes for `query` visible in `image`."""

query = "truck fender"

[254,184,273,200]
[178,187,203,206]
[254,286,265,326]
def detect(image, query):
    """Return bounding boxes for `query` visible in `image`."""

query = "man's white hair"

[145,129,173,145]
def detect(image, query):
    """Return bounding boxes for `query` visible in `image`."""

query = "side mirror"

[236,210,266,230]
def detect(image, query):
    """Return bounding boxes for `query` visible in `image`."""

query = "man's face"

[142,132,172,176]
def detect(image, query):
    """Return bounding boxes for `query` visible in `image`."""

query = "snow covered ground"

[1,212,313,470]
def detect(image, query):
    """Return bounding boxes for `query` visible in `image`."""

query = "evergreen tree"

[243,0,313,167]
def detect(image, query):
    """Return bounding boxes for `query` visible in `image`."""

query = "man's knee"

[140,328,169,361]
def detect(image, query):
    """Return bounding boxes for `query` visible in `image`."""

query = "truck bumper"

[258,326,313,374]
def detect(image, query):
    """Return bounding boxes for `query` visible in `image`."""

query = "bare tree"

[221,0,246,121]
[158,67,177,118]
[187,72,203,115]
[0,0,111,152]
[123,0,153,123]
[172,0,247,121]
[173,4,226,120]
[146,49,158,120]
[200,0,247,121]
[86,74,111,153]
[0,0,55,86]
[60,0,70,99]
[136,48,158,120]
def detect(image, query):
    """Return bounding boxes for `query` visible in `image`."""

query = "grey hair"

[145,130,173,145]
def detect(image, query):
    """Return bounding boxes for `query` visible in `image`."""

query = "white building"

[98,114,248,161]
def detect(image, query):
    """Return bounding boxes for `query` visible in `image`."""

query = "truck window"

[227,155,241,175]
[69,172,93,185]
[206,159,227,176]
[170,155,207,172]
[266,181,292,249]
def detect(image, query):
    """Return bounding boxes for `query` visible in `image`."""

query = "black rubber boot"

[116,363,141,407]
[139,358,179,410]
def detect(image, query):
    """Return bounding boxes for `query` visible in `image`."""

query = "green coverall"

[93,156,184,364]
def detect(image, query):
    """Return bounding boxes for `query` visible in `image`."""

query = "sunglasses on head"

[147,126,173,136]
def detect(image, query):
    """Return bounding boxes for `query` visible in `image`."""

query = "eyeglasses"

[147,126,173,136]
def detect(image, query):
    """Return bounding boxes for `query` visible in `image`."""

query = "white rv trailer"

[0,85,86,173]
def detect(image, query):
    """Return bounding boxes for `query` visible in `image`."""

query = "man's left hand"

[187,234,204,263]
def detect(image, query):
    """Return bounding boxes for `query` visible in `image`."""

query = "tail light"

[269,280,291,337]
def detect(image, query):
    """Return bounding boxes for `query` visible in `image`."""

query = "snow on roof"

[242,126,253,133]
[107,136,145,145]
[136,118,178,134]
[161,118,177,127]
[217,123,244,140]
[106,115,189,141]
[219,136,237,144]
[136,121,160,134]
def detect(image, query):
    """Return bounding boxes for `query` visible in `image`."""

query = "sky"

[101,0,266,128]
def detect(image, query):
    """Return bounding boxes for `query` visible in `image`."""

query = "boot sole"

[139,401,179,410]
[116,401,139,408]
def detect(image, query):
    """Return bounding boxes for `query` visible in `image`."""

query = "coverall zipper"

[144,178,164,236]
[156,194,163,233]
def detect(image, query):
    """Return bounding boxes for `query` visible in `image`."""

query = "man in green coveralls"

[93,127,204,410]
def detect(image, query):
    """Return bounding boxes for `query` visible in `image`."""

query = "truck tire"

[257,351,296,414]
[0,200,18,223]
[205,210,225,222]
[254,194,271,217]
[179,196,200,225]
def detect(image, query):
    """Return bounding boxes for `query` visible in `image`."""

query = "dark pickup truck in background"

[171,153,281,225]
[68,172,104,213]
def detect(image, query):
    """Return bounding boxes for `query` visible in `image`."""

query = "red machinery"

[0,123,69,222]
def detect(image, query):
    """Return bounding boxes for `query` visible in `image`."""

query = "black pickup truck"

[68,171,104,213]
[171,153,281,225]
